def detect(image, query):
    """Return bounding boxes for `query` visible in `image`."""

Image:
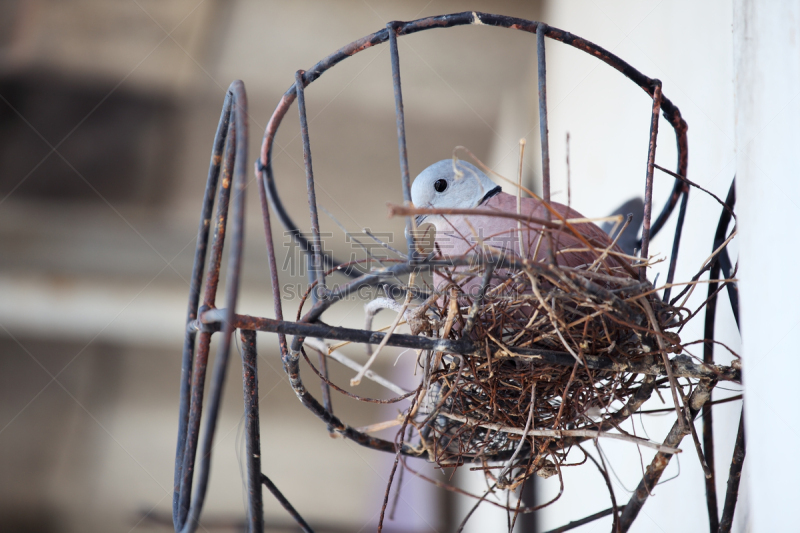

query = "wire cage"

[171,12,742,533]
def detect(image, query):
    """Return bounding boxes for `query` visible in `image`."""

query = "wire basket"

[171,12,742,533]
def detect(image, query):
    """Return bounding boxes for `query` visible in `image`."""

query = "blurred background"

[2,0,783,531]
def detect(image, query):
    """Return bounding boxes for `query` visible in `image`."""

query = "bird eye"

[433,179,448,193]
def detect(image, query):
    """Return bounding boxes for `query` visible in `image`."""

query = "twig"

[351,273,415,386]
[456,483,497,532]
[676,230,738,309]
[377,385,422,533]
[364,297,404,356]
[305,338,409,397]
[638,394,741,414]
[590,213,631,272]
[619,379,715,531]
[363,228,408,259]
[640,296,685,432]
[683,387,714,479]
[517,138,527,257]
[654,163,736,223]
[326,319,408,353]
[438,412,680,453]
[498,383,536,485]
[356,418,403,434]
[527,272,583,365]
[580,443,620,533]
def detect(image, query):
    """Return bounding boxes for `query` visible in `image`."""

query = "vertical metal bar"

[295,70,327,299]
[702,257,722,532]
[536,23,551,205]
[177,100,237,528]
[256,162,287,357]
[240,330,264,533]
[174,91,232,526]
[177,330,211,529]
[179,80,249,533]
[387,22,416,258]
[202,119,237,310]
[315,344,335,434]
[639,82,662,280]
[519,477,537,532]
[718,409,746,532]
[293,70,336,422]
[258,152,325,533]
[536,23,558,266]
[662,188,688,302]
[698,179,737,532]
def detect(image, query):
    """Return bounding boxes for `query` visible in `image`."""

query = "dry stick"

[432,287,459,374]
[456,483,498,533]
[527,271,583,364]
[377,385,422,533]
[639,296,685,432]
[508,306,542,345]
[351,272,415,386]
[497,383,536,485]
[356,418,403,434]
[438,412,679,453]
[638,394,741,414]
[676,230,738,309]
[517,138,527,257]
[363,297,404,356]
[718,408,745,533]
[653,163,737,222]
[590,214,631,272]
[630,276,737,301]
[388,457,405,521]
[566,132,571,206]
[580,443,620,533]
[363,228,408,259]
[320,205,389,271]
[297,347,415,405]
[327,319,408,353]
[618,379,715,532]
[387,205,576,243]
[680,383,714,479]
[304,338,408,397]
[389,204,630,244]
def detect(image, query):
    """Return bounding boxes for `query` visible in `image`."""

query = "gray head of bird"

[410,160,501,227]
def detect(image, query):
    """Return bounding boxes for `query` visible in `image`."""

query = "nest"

[404,230,683,489]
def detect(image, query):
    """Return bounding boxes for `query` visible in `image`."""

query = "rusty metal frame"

[172,12,742,533]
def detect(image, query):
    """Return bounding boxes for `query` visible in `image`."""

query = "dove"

[410,160,633,281]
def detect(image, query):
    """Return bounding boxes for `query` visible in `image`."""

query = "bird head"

[410,160,500,226]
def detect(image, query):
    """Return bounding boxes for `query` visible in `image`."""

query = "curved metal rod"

[256,11,689,282]
[173,90,231,525]
[701,178,737,530]
[386,22,416,257]
[174,80,248,533]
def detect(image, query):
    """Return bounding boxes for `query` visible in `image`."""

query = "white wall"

[735,1,800,531]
